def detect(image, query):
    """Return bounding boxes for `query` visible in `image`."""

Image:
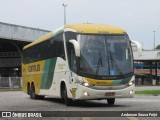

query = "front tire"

[62,85,72,106]
[107,98,115,105]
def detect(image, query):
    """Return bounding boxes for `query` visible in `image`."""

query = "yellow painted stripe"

[85,77,112,86]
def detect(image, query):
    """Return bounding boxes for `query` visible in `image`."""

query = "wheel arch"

[60,81,66,98]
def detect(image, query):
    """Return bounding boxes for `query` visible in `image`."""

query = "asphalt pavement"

[0,85,160,92]
[0,90,160,120]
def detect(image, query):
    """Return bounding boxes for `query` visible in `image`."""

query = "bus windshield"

[78,34,133,77]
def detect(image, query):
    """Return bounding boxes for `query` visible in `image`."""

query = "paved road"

[0,91,160,120]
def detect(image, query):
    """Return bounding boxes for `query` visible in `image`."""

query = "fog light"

[83,91,89,96]
[129,90,133,95]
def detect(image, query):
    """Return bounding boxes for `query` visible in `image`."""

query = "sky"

[0,0,160,49]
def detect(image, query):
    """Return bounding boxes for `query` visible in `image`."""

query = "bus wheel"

[62,85,72,106]
[27,83,30,95]
[107,98,115,105]
[30,84,38,100]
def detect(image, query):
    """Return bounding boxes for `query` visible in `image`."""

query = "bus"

[22,23,135,106]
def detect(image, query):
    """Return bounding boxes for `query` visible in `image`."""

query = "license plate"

[105,92,115,96]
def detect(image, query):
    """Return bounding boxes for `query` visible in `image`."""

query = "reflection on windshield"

[79,34,133,77]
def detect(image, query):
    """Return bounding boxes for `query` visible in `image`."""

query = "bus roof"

[24,23,126,50]
[64,23,126,34]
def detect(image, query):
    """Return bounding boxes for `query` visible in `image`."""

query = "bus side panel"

[22,63,30,94]
[40,58,57,90]
[22,60,45,95]
[39,57,66,97]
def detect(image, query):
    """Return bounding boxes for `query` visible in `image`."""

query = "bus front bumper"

[76,85,135,100]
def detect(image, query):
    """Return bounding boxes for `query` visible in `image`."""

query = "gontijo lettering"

[28,64,40,72]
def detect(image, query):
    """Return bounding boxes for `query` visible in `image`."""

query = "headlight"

[81,82,92,87]
[83,82,90,87]
[128,81,133,86]
[127,80,135,86]
[79,77,93,87]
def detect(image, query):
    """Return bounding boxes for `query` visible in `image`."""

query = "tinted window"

[22,33,65,64]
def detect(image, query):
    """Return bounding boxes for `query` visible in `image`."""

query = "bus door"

[64,31,79,98]
[67,43,78,98]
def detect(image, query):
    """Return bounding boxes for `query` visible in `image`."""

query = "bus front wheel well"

[60,81,65,98]
[60,81,72,106]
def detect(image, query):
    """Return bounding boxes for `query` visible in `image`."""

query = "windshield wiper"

[96,49,103,75]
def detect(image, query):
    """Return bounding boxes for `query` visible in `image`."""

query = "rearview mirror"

[131,40,142,56]
[69,39,80,57]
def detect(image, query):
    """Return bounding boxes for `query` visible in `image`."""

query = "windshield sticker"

[110,69,115,75]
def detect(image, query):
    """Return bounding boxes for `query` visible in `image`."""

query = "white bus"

[22,24,135,106]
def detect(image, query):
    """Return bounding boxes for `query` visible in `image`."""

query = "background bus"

[22,24,135,106]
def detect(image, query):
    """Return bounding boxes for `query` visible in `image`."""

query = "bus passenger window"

[54,34,65,60]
